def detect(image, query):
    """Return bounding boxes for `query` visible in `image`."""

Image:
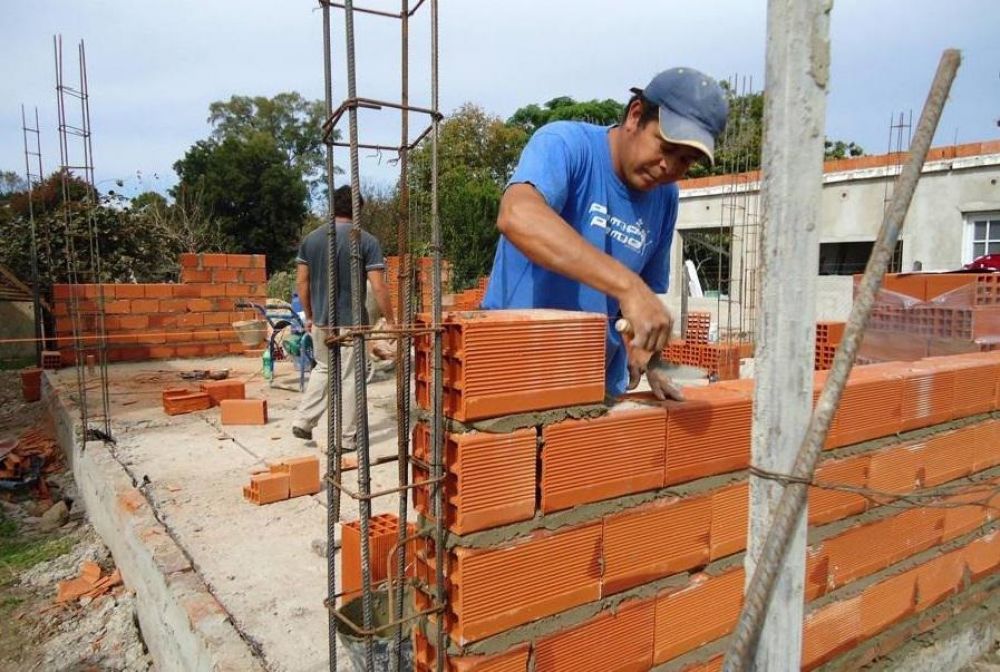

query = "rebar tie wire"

[722,49,962,672]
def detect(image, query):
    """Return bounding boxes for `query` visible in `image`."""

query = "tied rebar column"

[320,3,344,670]
[428,2,447,671]
[390,0,413,669]
[341,1,376,668]
[21,105,45,366]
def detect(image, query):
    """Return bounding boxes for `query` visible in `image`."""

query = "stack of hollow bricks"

[814,321,845,371]
[52,253,267,364]
[860,273,1000,364]
[404,308,1000,672]
[662,311,747,380]
[384,256,453,318]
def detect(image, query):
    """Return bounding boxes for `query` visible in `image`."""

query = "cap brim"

[658,107,716,166]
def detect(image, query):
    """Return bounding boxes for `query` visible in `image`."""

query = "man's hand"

[617,281,673,354]
[646,356,685,401]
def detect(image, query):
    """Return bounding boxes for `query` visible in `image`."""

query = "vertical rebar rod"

[21,105,44,366]
[723,48,960,672]
[390,1,412,669]
[78,39,113,440]
[320,3,343,670]
[341,1,376,668]
[54,34,88,441]
[429,2,446,671]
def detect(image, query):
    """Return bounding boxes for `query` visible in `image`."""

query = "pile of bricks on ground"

[242,455,320,505]
[346,309,1000,671]
[0,427,62,485]
[52,252,267,364]
[814,320,845,370]
[859,272,1000,363]
[161,379,268,426]
[661,311,751,380]
[56,561,123,604]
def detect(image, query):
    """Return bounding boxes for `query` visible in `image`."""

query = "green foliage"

[409,104,528,289]
[0,170,27,199]
[267,269,296,302]
[207,92,337,208]
[0,509,74,586]
[172,133,308,272]
[0,173,187,292]
[824,139,866,159]
[508,96,624,136]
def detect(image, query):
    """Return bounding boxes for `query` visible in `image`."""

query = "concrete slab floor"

[51,355,411,672]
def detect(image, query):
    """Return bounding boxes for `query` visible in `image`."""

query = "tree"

[172,133,308,271]
[0,170,28,199]
[207,92,336,207]
[0,173,187,291]
[408,104,529,289]
[824,140,865,159]
[507,97,624,136]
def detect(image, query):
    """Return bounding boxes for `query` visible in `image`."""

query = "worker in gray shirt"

[293,185,394,449]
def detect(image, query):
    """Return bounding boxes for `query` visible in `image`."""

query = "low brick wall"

[53,253,267,363]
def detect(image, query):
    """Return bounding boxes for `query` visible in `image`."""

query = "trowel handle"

[614,318,632,336]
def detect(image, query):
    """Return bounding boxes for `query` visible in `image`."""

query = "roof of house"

[678,139,1000,192]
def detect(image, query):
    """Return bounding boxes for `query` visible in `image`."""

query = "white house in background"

[664,140,1000,328]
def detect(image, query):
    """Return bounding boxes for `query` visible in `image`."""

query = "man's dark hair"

[332,185,364,219]
[621,93,660,127]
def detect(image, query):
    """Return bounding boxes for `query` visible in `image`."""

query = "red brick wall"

[53,253,267,363]
[386,309,1000,671]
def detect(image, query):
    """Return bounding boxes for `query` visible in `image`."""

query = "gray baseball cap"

[631,67,728,165]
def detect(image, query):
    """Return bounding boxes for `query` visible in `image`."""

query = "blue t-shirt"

[482,121,678,396]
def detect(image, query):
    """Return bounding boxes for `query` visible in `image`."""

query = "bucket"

[335,588,414,671]
[232,320,267,347]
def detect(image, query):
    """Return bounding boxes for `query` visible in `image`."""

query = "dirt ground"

[0,370,152,672]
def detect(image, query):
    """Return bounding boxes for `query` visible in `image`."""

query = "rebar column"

[341,1,376,668]
[429,2,447,671]
[320,3,344,670]
[390,1,413,670]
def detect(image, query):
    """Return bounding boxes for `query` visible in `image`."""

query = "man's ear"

[623,99,644,133]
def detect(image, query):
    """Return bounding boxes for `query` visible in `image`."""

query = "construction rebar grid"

[21,105,46,365]
[54,35,113,443]
[318,2,445,671]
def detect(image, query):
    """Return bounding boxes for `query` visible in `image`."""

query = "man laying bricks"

[292,185,394,447]
[482,67,728,400]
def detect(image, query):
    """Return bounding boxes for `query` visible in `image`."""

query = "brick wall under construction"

[52,253,267,364]
[382,309,1000,671]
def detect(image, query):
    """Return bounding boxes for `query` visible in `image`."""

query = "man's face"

[620,103,706,191]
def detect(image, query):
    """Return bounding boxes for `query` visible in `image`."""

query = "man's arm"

[367,269,394,326]
[296,262,312,328]
[497,183,673,353]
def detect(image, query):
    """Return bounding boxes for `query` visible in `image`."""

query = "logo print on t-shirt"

[587,202,648,254]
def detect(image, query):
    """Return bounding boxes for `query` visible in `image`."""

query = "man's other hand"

[617,283,673,354]
[646,360,685,401]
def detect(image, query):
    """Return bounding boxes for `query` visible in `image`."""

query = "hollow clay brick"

[709,482,748,561]
[663,385,751,485]
[226,254,253,268]
[534,598,655,672]
[448,523,602,644]
[244,472,289,505]
[801,595,863,670]
[541,405,665,512]
[114,284,145,299]
[653,568,744,665]
[341,514,415,599]
[270,455,320,497]
[144,283,174,298]
[809,455,869,525]
[411,423,536,534]
[603,494,712,594]
[179,253,199,268]
[199,379,246,406]
[858,569,917,639]
[212,268,239,283]
[220,398,268,425]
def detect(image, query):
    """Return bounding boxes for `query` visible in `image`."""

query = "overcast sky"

[2,1,998,199]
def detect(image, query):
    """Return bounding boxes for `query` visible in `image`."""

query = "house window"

[818,240,903,276]
[967,213,1000,262]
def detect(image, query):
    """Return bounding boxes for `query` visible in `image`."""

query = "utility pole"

[743,1,830,669]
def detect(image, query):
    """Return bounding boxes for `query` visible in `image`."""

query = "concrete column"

[746,1,830,670]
